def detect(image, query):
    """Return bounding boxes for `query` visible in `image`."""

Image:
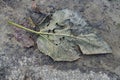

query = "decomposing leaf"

[8,9,112,61]
[37,9,112,61]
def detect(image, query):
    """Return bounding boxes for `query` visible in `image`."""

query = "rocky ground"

[0,0,120,80]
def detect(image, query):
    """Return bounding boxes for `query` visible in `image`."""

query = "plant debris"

[8,9,112,61]
[11,18,35,48]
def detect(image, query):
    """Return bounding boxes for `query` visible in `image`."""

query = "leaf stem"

[8,21,88,39]
[8,21,40,34]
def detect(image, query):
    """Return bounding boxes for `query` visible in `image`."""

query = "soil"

[0,0,120,80]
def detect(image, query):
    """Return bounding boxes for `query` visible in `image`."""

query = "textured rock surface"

[0,0,120,80]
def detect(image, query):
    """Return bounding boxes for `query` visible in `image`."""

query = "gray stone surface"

[0,0,120,80]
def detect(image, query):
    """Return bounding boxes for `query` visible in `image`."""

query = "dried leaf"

[37,9,112,61]
[8,9,112,61]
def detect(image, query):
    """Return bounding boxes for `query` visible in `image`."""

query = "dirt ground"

[0,0,120,80]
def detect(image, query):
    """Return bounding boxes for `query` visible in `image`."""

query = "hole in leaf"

[52,29,56,33]
[59,38,62,41]
[59,37,65,41]
[56,23,65,28]
[62,37,65,40]
[48,29,52,33]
